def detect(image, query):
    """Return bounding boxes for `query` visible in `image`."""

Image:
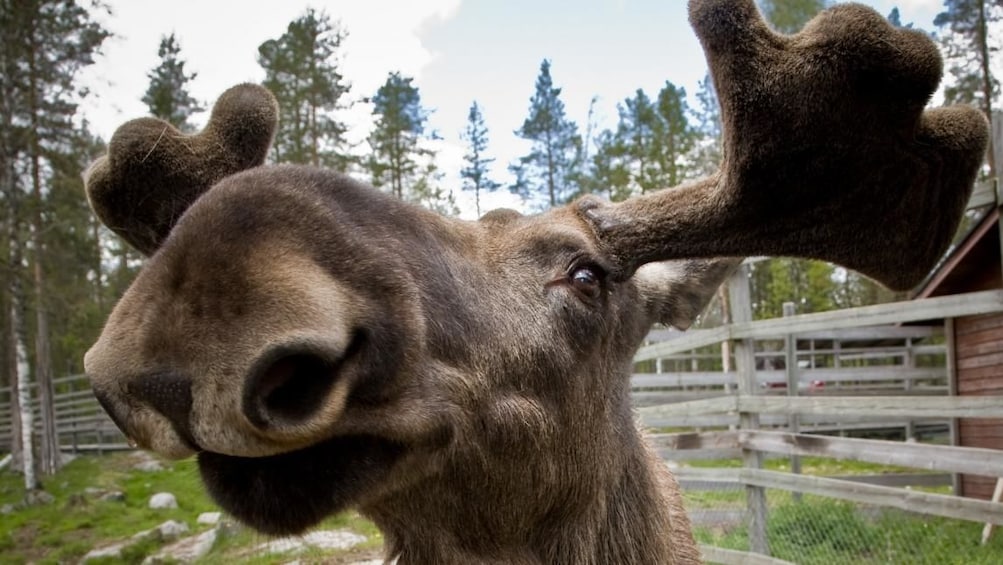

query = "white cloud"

[79,0,464,141]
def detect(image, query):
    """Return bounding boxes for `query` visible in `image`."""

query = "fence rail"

[633,281,1003,564]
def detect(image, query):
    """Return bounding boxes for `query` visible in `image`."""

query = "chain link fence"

[680,471,1003,564]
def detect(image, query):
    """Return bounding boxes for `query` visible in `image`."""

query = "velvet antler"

[578,0,989,290]
[85,84,278,255]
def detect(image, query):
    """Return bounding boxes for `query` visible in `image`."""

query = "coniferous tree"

[367,72,452,213]
[460,101,500,217]
[935,0,1001,176]
[616,89,661,194]
[652,81,698,189]
[0,0,110,480]
[259,9,352,168]
[691,73,723,177]
[514,59,582,208]
[758,0,831,33]
[142,33,202,132]
[589,129,631,202]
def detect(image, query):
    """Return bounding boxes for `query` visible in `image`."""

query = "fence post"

[728,264,770,556]
[783,302,802,502]
[946,317,961,496]
[904,337,917,440]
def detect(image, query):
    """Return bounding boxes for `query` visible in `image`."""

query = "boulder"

[196,511,221,525]
[148,492,178,509]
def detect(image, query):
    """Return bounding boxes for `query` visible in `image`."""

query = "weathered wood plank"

[956,312,1003,336]
[635,327,731,362]
[637,291,1003,360]
[731,291,1003,340]
[737,395,1003,419]
[699,545,795,565]
[739,431,1003,476]
[631,372,735,388]
[648,431,741,450]
[795,326,943,341]
[741,468,1003,525]
[637,396,739,419]
[968,180,997,210]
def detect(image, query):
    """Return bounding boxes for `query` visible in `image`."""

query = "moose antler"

[578,0,989,290]
[85,84,278,255]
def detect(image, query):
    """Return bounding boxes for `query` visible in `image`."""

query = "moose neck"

[362,394,698,564]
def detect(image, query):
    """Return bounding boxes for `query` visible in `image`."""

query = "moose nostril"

[243,351,340,429]
[127,371,198,448]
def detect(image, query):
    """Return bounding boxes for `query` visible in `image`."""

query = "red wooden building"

[915,206,1003,500]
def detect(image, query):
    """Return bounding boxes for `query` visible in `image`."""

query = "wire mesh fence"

[681,478,1003,565]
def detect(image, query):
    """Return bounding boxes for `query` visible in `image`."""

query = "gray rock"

[133,460,165,472]
[148,492,178,509]
[258,529,367,554]
[0,503,16,515]
[24,489,54,506]
[83,487,103,496]
[157,519,189,539]
[142,527,218,564]
[81,541,129,562]
[100,490,126,503]
[196,511,221,525]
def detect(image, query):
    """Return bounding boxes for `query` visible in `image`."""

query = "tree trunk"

[977,0,996,177]
[7,189,37,489]
[26,19,59,475]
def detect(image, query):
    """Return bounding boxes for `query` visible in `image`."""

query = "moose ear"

[84,83,279,256]
[578,0,988,291]
[634,258,741,330]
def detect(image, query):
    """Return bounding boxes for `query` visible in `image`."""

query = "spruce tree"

[589,129,631,202]
[758,0,831,33]
[367,72,452,213]
[142,33,202,132]
[514,59,582,208]
[935,0,1000,176]
[0,0,110,480]
[616,89,661,194]
[259,9,352,168]
[652,81,697,189]
[691,73,723,177]
[460,101,500,217]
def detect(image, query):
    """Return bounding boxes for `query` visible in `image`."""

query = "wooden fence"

[631,267,1003,564]
[0,374,127,453]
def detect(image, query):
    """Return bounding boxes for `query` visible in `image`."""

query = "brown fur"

[82,2,986,564]
[578,1,988,290]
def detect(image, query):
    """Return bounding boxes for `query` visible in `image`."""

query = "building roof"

[913,207,1001,299]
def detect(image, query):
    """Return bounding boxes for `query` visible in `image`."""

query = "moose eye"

[570,265,603,301]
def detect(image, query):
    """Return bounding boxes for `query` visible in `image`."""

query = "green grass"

[0,453,381,564]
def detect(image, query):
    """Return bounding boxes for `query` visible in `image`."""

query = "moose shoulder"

[82,1,987,564]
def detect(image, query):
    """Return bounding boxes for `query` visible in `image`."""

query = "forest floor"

[0,451,386,564]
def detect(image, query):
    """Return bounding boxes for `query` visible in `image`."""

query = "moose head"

[83,1,987,563]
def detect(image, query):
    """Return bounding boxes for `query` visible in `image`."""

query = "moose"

[83,1,987,563]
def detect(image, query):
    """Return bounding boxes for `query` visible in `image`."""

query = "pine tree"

[616,89,661,194]
[514,59,582,208]
[460,101,500,217]
[259,9,352,168]
[367,72,450,212]
[691,73,723,177]
[935,0,1001,176]
[142,33,202,132]
[0,0,110,480]
[758,0,831,33]
[589,129,631,202]
[652,81,698,188]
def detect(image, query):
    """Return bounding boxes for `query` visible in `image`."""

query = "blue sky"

[79,0,950,217]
